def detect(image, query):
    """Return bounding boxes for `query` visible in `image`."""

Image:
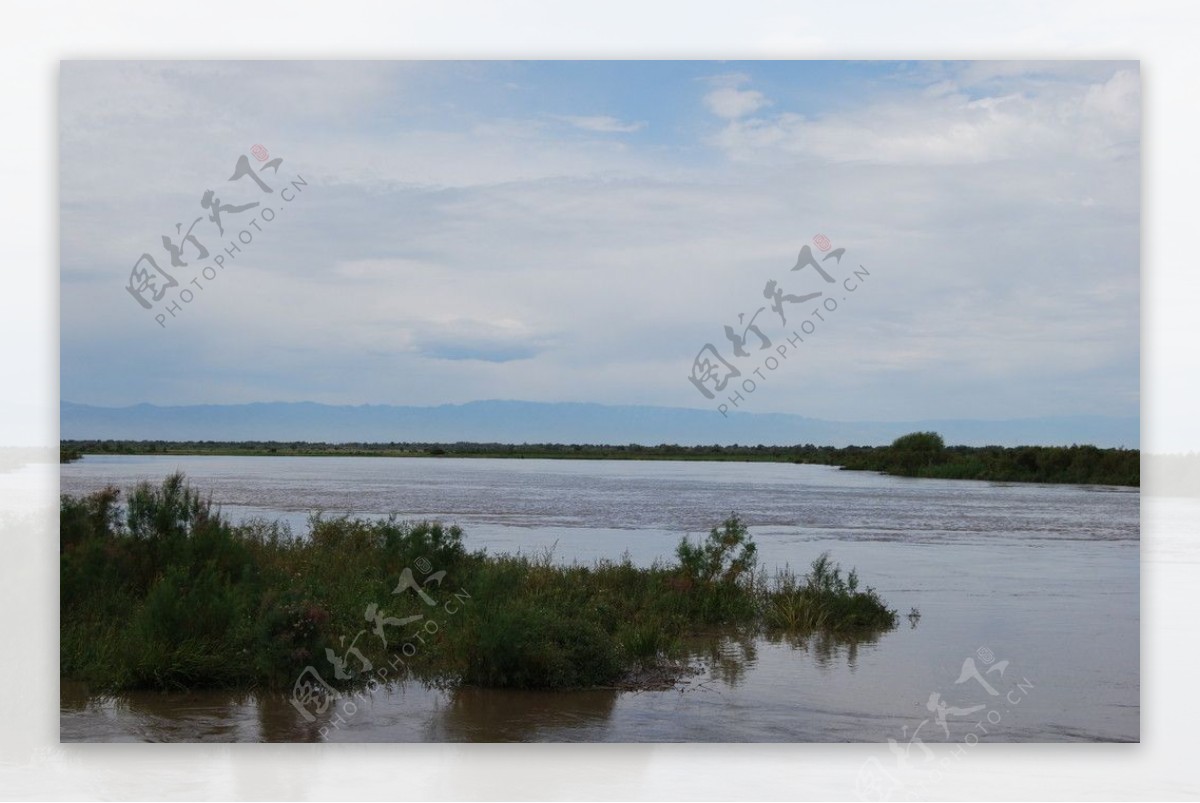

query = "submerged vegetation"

[60,431,1139,486]
[61,474,897,693]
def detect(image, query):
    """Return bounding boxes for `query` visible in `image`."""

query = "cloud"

[410,319,551,363]
[557,115,646,133]
[710,65,1139,165]
[58,61,1139,425]
[703,87,769,119]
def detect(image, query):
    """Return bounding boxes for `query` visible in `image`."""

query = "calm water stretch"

[60,455,1139,742]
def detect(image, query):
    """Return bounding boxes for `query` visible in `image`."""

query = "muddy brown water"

[60,456,1139,742]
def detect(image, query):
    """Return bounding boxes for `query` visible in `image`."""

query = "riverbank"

[61,474,898,695]
[59,431,1139,486]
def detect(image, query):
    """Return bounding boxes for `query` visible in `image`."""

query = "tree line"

[60,432,1139,486]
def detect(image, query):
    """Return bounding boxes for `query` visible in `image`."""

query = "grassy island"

[60,474,898,694]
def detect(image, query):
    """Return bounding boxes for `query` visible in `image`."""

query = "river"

[59,455,1139,742]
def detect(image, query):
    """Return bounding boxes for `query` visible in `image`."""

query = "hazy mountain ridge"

[60,400,1139,449]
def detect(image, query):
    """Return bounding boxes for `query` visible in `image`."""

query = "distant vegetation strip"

[61,430,1140,486]
[61,474,897,693]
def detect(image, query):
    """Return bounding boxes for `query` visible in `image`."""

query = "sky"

[59,60,1140,423]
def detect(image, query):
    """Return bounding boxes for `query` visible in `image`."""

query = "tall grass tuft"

[763,553,897,634]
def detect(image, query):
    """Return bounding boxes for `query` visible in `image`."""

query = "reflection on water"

[434,687,619,742]
[61,682,263,742]
[762,628,884,672]
[694,632,757,688]
[60,456,1140,742]
[60,629,912,743]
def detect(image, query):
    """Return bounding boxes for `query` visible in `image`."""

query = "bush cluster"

[62,475,898,692]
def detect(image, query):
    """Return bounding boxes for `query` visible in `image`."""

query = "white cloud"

[557,115,646,133]
[703,87,769,119]
[58,61,1139,423]
[710,65,1139,165]
[411,318,550,362]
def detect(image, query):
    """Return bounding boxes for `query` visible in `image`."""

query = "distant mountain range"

[59,400,1140,448]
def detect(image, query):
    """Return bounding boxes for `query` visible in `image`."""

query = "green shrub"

[675,514,758,587]
[457,602,622,689]
[59,486,120,552]
[764,553,897,634]
[61,476,900,693]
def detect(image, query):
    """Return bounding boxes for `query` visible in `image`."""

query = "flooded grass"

[61,473,898,693]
